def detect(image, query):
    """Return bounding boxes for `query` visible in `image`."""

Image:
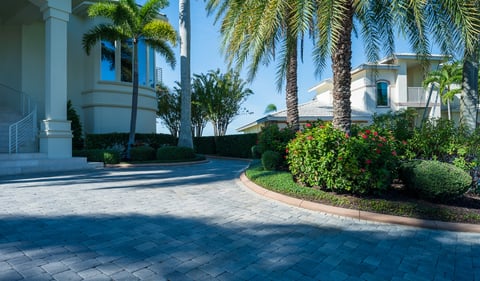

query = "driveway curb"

[240,173,480,233]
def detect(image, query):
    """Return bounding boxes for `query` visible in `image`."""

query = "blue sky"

[145,0,439,135]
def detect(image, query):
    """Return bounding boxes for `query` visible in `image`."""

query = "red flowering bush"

[286,123,401,194]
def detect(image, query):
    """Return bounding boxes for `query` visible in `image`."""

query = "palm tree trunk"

[331,0,354,135]
[178,0,193,148]
[127,40,139,159]
[460,42,479,132]
[285,10,299,131]
[285,40,299,131]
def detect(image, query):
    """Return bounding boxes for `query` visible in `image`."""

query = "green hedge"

[130,146,156,161]
[399,160,472,202]
[73,149,120,164]
[194,136,216,155]
[85,133,176,150]
[157,146,196,161]
[215,134,258,158]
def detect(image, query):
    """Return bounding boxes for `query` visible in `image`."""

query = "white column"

[39,1,72,159]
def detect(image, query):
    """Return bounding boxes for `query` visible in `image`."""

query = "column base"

[39,119,72,159]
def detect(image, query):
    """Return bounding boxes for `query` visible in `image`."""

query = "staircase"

[0,106,22,153]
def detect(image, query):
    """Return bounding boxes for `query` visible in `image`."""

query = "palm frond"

[143,20,178,45]
[82,24,125,55]
[145,39,176,69]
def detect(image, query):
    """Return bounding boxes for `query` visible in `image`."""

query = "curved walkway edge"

[239,173,480,233]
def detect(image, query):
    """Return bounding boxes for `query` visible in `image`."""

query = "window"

[148,47,156,88]
[100,40,116,81]
[376,81,389,106]
[120,40,133,82]
[99,38,155,88]
[137,40,147,86]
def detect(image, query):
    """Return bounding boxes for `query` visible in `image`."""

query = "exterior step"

[0,154,103,176]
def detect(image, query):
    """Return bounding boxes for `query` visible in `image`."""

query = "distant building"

[237,53,451,133]
[0,1,164,175]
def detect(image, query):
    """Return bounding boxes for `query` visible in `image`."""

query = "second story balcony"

[405,87,441,107]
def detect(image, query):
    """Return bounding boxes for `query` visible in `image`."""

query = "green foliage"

[405,119,480,168]
[193,136,216,155]
[257,124,296,167]
[67,100,84,150]
[73,149,120,164]
[193,69,253,136]
[399,160,472,202]
[156,146,196,161]
[370,109,416,144]
[215,134,258,158]
[287,123,400,195]
[250,145,262,159]
[85,133,176,150]
[261,150,281,171]
[130,146,156,161]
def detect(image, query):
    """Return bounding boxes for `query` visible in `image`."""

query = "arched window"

[376,81,389,107]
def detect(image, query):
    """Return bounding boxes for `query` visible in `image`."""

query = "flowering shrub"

[286,123,400,194]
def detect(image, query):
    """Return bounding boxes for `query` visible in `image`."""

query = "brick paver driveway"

[0,158,479,281]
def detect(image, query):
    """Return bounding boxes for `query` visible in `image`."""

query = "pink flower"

[365,159,372,165]
[375,149,381,154]
[365,129,371,135]
[307,136,313,140]
[402,140,408,145]
[391,150,397,156]
[285,149,289,153]
[377,143,383,147]
[345,133,350,139]
[361,134,367,139]
[360,168,366,173]
[373,131,378,137]
[319,125,325,129]
[306,123,312,128]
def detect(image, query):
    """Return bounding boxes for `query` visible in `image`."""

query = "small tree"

[423,61,463,120]
[193,70,253,136]
[67,100,84,150]
[157,84,181,137]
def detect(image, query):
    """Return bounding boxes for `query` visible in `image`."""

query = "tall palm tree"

[178,0,194,148]
[423,61,463,120]
[83,0,177,158]
[207,0,479,135]
[206,0,305,131]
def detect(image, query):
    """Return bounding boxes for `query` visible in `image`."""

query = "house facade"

[237,53,449,133]
[0,0,162,174]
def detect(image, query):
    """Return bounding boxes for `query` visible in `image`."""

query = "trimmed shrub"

[287,123,400,194]
[261,150,281,171]
[257,124,296,156]
[251,145,262,159]
[399,160,472,202]
[157,146,196,161]
[215,134,257,158]
[73,149,120,164]
[85,133,176,150]
[67,100,84,150]
[194,136,216,155]
[130,146,156,161]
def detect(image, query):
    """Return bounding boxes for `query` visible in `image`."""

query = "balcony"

[404,87,441,107]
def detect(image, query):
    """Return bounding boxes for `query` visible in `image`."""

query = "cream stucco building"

[1,0,162,175]
[237,53,451,133]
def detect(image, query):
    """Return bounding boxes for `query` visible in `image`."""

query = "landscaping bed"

[246,162,480,224]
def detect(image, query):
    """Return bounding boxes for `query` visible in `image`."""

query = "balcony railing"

[406,87,440,106]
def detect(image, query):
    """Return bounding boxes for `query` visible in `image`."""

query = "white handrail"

[1,83,38,154]
[8,107,37,154]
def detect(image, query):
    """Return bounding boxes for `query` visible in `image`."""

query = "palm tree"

[206,0,304,130]
[264,104,277,114]
[83,0,177,158]
[423,62,463,120]
[177,0,194,148]
[207,0,479,135]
